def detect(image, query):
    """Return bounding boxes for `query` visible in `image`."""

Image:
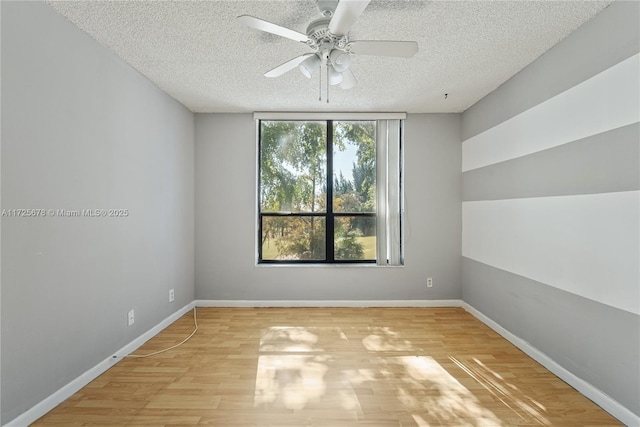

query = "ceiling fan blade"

[340,69,357,89]
[348,40,419,58]
[238,15,309,43]
[328,0,371,36]
[264,53,315,78]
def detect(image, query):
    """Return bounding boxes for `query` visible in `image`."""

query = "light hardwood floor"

[34,307,621,426]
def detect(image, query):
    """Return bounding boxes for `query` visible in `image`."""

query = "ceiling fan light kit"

[327,64,344,86]
[339,69,358,90]
[238,0,418,102]
[299,54,321,79]
[330,49,350,73]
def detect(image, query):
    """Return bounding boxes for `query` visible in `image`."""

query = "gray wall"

[1,2,195,423]
[461,0,639,417]
[195,113,461,301]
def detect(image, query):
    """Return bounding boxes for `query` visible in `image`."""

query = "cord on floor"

[119,306,198,359]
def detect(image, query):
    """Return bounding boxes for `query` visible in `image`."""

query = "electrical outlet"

[127,309,135,326]
[169,289,175,302]
[427,278,433,288]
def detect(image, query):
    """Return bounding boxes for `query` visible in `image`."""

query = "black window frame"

[258,119,376,265]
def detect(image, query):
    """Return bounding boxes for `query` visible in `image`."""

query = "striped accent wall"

[461,1,639,422]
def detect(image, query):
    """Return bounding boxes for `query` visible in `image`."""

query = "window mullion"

[326,120,335,262]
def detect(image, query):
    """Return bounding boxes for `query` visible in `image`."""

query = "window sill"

[255,262,403,268]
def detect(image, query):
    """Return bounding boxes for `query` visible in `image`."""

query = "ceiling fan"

[238,0,418,100]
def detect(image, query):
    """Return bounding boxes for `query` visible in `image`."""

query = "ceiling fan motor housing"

[306,17,348,51]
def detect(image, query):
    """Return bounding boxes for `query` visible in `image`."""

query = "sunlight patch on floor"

[252,325,552,425]
[259,326,322,352]
[450,356,550,425]
[254,326,361,415]
[385,356,503,426]
[362,326,417,352]
[254,355,329,410]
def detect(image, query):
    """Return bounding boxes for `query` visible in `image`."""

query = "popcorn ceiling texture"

[47,0,612,113]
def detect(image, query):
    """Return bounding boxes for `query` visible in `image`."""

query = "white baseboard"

[462,302,639,427]
[4,302,195,427]
[194,299,463,308]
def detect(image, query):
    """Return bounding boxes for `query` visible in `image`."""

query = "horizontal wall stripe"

[462,1,640,140]
[462,53,640,172]
[462,258,640,417]
[462,191,640,315]
[462,123,640,201]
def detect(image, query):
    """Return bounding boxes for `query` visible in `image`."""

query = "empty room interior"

[1,0,639,426]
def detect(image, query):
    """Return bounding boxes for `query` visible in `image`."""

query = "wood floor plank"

[33,307,622,426]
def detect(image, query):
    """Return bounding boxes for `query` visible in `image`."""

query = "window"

[257,116,403,265]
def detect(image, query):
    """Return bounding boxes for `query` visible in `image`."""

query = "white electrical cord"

[123,306,198,359]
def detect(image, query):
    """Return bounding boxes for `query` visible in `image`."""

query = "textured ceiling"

[47,0,612,113]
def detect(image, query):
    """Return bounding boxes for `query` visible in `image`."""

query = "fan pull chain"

[318,64,322,102]
[326,62,330,103]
